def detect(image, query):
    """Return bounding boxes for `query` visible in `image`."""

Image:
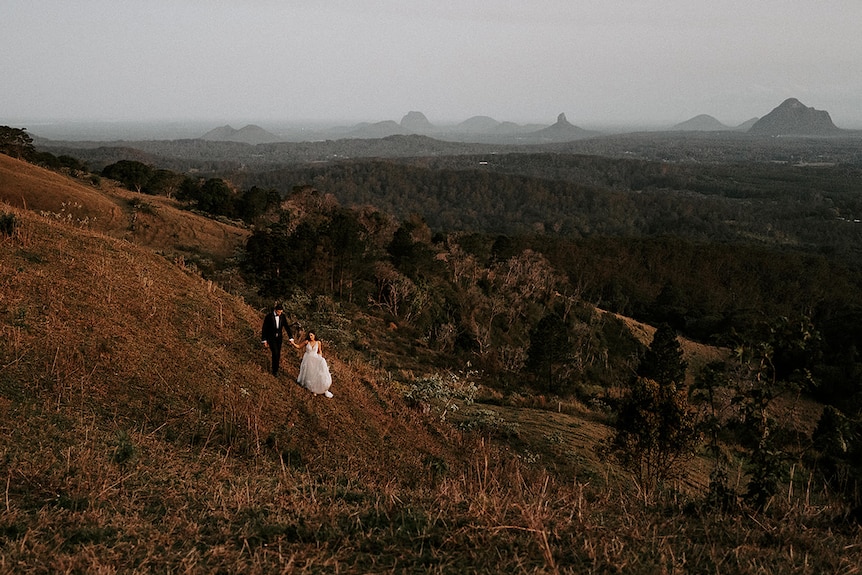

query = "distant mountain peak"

[672,114,730,132]
[527,112,598,143]
[200,124,280,144]
[780,97,804,109]
[749,98,840,136]
[201,125,238,139]
[400,111,435,134]
[455,115,501,132]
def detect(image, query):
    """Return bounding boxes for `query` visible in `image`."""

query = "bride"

[291,330,333,398]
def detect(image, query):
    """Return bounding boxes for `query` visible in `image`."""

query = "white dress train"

[297,341,332,395]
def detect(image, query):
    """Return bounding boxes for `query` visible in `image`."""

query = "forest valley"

[3,125,862,571]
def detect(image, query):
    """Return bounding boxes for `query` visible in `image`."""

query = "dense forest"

[233,154,862,262]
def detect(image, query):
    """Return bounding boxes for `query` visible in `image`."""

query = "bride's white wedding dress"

[297,341,333,397]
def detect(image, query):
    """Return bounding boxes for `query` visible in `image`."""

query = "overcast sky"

[2,0,861,130]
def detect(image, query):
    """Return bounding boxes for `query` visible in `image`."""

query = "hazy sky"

[3,0,861,129]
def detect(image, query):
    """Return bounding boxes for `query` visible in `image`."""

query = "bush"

[0,212,19,237]
[401,371,478,419]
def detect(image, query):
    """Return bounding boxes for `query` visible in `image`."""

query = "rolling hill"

[0,153,249,263]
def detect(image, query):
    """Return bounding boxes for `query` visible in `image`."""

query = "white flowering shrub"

[403,371,477,405]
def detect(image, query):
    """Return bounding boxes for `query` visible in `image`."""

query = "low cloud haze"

[3,0,861,130]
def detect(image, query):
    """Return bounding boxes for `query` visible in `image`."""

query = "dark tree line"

[1,125,89,172]
[99,160,281,223]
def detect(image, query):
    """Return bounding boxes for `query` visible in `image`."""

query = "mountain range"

[326,111,595,144]
[198,112,604,145]
[192,99,853,146]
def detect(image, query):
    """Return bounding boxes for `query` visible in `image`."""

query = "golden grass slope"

[0,153,248,262]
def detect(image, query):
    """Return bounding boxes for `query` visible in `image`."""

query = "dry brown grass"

[0,197,455,470]
[1,158,860,573]
[0,154,248,263]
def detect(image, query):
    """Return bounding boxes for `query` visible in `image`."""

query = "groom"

[261,302,294,376]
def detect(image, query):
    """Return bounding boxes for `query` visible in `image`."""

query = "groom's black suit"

[261,309,293,376]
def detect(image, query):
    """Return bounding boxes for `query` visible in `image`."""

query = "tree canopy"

[0,126,35,160]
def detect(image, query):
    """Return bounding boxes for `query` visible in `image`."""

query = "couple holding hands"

[261,303,333,398]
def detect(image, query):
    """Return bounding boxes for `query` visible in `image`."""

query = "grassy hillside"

[1,152,472,447]
[0,158,473,570]
[0,154,248,265]
[1,156,860,573]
